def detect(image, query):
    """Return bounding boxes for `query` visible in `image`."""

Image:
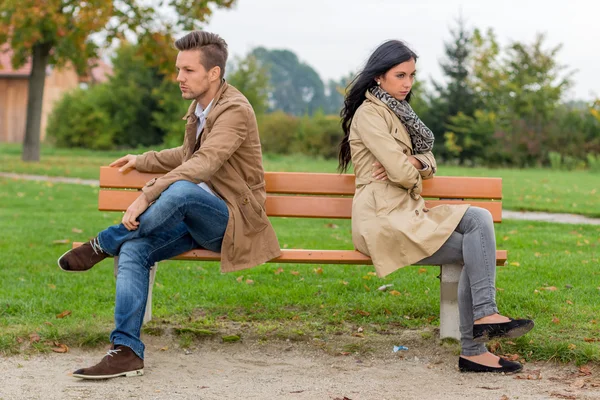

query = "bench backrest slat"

[98,191,503,222]
[99,167,502,200]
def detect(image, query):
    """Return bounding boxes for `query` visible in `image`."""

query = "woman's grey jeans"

[419,206,499,356]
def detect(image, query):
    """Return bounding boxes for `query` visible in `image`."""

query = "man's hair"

[174,31,228,79]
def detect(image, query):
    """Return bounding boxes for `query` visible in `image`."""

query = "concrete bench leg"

[113,256,158,324]
[439,263,461,341]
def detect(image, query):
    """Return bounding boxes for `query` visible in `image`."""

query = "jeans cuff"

[110,335,145,360]
[97,232,115,257]
[473,305,499,322]
[460,345,488,356]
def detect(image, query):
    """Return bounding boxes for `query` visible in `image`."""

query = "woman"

[338,40,534,373]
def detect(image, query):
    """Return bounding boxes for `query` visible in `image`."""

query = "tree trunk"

[21,42,52,162]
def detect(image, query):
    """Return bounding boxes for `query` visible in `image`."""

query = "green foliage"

[258,111,343,159]
[46,85,117,150]
[47,43,187,150]
[587,153,600,173]
[257,111,300,154]
[548,152,563,170]
[227,53,271,116]
[1,0,237,161]
[252,47,327,116]
[292,113,344,159]
[444,110,496,164]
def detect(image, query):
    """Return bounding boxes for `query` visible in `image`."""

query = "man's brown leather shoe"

[72,345,143,379]
[58,237,108,272]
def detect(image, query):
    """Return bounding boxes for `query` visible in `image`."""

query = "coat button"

[243,198,250,205]
[415,209,419,216]
[423,207,430,213]
[403,149,408,154]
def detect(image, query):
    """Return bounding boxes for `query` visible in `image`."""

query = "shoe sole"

[72,369,144,379]
[459,365,523,373]
[473,321,535,343]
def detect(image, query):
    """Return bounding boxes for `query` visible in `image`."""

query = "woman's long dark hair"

[338,40,418,172]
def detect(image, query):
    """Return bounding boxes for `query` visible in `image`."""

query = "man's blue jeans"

[96,180,229,359]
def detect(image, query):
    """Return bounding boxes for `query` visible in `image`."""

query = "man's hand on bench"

[110,154,138,173]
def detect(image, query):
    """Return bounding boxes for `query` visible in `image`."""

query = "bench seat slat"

[72,242,507,266]
[99,168,502,199]
[98,190,503,222]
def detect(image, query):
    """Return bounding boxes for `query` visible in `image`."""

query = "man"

[58,31,281,379]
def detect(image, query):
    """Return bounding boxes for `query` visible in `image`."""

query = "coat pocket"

[236,192,268,234]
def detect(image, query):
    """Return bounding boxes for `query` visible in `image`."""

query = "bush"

[587,153,600,173]
[292,113,343,159]
[46,85,117,150]
[257,111,300,154]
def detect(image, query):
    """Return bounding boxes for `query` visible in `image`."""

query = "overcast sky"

[202,0,599,101]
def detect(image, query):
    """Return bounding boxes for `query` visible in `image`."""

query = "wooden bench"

[75,166,506,340]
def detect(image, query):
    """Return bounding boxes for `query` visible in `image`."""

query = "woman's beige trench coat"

[350,91,469,277]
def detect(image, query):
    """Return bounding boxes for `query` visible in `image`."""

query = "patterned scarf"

[369,86,434,154]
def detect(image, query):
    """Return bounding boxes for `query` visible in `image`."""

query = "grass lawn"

[1,177,599,364]
[2,143,599,217]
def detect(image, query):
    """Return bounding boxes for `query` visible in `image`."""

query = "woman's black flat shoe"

[459,357,523,373]
[473,318,534,343]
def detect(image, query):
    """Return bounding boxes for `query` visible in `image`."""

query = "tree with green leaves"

[251,47,326,116]
[227,53,271,116]
[0,0,236,161]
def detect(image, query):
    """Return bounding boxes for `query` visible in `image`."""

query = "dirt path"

[1,335,599,400]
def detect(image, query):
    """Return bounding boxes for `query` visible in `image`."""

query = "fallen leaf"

[29,333,40,343]
[236,276,243,282]
[384,309,392,315]
[313,267,323,275]
[505,354,520,361]
[245,279,254,285]
[584,338,599,343]
[570,379,585,388]
[515,369,542,380]
[52,343,69,353]
[52,239,70,244]
[56,310,72,319]
[44,321,53,326]
[566,300,573,305]
[578,366,592,376]
[418,268,427,274]
[325,223,339,229]
[367,272,377,276]
[489,341,501,353]
[509,262,520,267]
[355,309,370,316]
[500,395,510,400]
[160,346,168,351]
[542,286,558,291]
[47,284,56,290]
[71,228,83,233]
[290,271,300,276]
[552,317,560,324]
[274,267,284,275]
[568,344,577,350]
[341,281,348,285]
[352,333,364,338]
[389,290,401,296]
[363,284,370,292]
